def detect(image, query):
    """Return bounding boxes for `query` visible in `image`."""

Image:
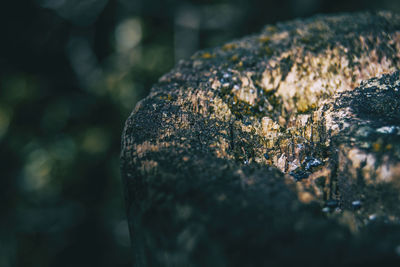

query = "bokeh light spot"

[115,18,142,53]
[81,128,110,154]
[0,107,12,140]
[22,148,53,192]
[113,220,130,247]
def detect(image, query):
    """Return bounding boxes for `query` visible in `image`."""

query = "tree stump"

[121,11,400,266]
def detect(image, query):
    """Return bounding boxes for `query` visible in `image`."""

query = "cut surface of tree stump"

[121,11,400,266]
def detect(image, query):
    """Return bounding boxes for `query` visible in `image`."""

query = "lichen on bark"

[121,11,400,266]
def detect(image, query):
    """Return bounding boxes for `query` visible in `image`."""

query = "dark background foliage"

[1,0,399,266]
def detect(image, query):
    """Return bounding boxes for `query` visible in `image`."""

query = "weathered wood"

[121,11,400,266]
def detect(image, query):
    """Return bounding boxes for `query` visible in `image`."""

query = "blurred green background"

[1,0,399,266]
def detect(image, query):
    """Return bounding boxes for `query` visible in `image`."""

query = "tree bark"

[121,11,400,266]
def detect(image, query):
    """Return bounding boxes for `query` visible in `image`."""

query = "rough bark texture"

[121,11,400,266]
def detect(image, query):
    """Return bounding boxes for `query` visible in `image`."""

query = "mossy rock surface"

[121,11,400,266]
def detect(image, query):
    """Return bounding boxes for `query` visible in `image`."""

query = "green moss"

[258,36,271,44]
[201,52,215,59]
[265,25,277,33]
[222,43,237,51]
[264,46,273,57]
